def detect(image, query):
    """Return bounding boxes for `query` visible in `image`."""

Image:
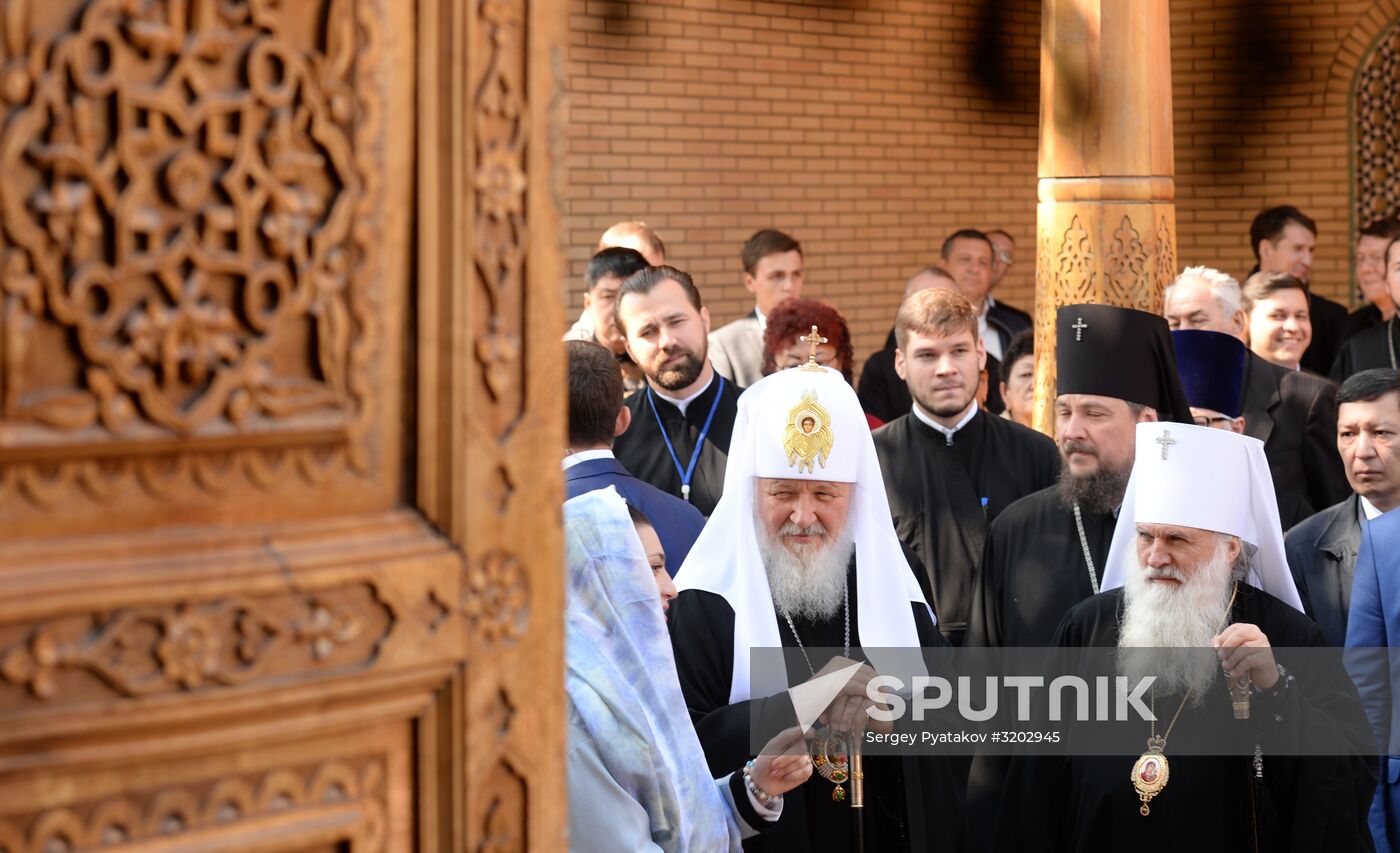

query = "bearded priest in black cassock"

[873,287,1060,647]
[668,348,963,851]
[966,305,1195,650]
[612,266,743,516]
[961,306,1196,852]
[992,422,1375,852]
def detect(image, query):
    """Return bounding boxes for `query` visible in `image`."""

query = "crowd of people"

[560,206,1400,851]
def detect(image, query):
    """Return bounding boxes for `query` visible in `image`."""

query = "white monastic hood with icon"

[674,359,932,704]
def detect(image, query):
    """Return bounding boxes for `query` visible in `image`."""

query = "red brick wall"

[563,0,1400,368]
[1171,0,1400,305]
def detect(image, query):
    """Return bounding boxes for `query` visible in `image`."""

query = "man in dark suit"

[1287,369,1400,646]
[1164,265,1349,515]
[1249,204,1348,375]
[859,267,1002,423]
[564,340,705,576]
[941,228,1031,361]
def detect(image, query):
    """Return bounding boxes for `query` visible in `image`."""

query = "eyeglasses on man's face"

[1192,414,1234,429]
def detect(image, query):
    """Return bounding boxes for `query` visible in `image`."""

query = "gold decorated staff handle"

[850,736,865,853]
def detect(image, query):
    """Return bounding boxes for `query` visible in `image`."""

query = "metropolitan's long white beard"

[758,519,855,622]
[1118,538,1237,702]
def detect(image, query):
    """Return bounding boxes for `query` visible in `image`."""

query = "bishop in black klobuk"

[968,304,1193,649]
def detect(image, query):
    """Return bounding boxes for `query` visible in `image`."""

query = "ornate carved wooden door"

[0,1,566,850]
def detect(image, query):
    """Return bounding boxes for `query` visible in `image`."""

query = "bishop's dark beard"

[1056,452,1131,516]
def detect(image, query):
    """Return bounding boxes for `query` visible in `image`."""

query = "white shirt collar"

[652,370,716,417]
[755,306,767,330]
[978,313,1003,359]
[562,448,614,471]
[1361,496,1385,520]
[911,400,979,445]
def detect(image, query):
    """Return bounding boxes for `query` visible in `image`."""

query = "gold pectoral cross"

[800,325,828,371]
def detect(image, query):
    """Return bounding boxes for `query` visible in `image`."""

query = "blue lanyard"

[645,376,725,503]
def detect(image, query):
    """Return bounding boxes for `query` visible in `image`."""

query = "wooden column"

[1032,0,1179,432]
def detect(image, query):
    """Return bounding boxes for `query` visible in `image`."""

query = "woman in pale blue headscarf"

[565,488,810,852]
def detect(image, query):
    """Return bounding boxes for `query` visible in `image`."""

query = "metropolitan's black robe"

[668,560,963,852]
[992,584,1377,853]
[613,374,742,517]
[965,484,1114,649]
[874,409,1060,646]
[1331,319,1398,383]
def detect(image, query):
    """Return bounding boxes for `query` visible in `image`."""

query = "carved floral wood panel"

[0,0,403,535]
[0,721,414,852]
[0,512,460,725]
[0,0,567,847]
[0,757,388,852]
[0,583,394,703]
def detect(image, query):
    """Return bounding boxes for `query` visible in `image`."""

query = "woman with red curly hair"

[761,297,884,428]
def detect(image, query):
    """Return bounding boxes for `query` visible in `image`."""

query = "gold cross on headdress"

[800,325,828,372]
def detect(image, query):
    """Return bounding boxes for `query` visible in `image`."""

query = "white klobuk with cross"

[1099,421,1305,612]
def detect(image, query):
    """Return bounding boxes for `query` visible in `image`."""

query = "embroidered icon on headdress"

[784,390,834,473]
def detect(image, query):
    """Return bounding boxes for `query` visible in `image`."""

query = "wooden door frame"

[416,0,568,849]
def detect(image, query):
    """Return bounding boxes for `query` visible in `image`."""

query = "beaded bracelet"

[743,759,782,808]
[1250,663,1293,697]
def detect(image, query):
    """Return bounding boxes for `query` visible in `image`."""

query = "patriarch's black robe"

[613,374,741,517]
[668,559,963,852]
[874,409,1060,646]
[991,584,1376,853]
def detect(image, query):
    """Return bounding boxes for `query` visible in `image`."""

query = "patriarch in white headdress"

[674,354,932,704]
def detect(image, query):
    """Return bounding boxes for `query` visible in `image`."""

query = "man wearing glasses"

[940,228,1030,361]
[988,229,1016,293]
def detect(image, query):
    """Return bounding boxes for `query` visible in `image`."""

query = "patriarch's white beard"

[1118,538,1237,701]
[758,519,855,622]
